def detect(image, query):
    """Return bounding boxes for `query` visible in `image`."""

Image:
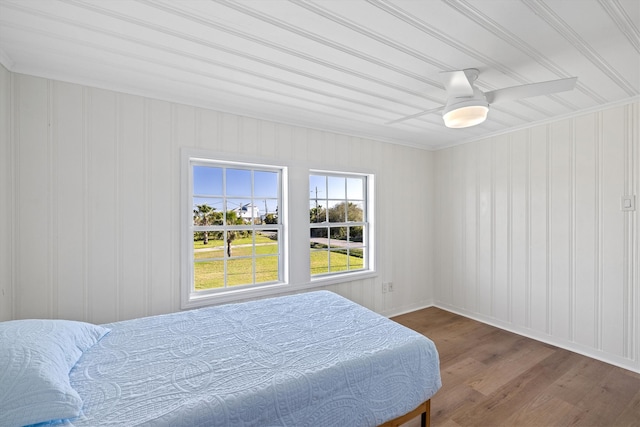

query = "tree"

[264,213,278,224]
[225,210,246,257]
[327,202,363,241]
[309,205,326,238]
[328,201,362,223]
[193,204,219,244]
[309,205,325,223]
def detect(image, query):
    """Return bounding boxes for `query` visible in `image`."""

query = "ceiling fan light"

[443,105,489,128]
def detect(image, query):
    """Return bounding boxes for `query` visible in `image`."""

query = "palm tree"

[193,204,216,244]
[225,209,245,257]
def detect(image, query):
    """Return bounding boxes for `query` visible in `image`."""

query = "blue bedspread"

[67,291,441,426]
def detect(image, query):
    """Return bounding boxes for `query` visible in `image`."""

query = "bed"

[1,291,441,427]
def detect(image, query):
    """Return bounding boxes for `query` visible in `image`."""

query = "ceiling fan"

[387,68,578,128]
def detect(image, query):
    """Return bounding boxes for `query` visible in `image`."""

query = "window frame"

[309,169,375,282]
[181,149,288,309]
[181,149,377,309]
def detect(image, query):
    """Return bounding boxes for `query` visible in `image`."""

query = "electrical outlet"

[382,283,388,293]
[388,282,394,292]
[621,195,636,211]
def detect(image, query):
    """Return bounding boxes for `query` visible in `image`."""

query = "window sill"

[182,270,378,310]
[309,270,378,287]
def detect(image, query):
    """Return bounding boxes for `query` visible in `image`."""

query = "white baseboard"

[434,302,640,375]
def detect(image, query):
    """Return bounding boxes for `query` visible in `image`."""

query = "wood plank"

[466,341,556,396]
[392,307,640,427]
[546,354,613,405]
[570,367,640,426]
[501,393,583,426]
[613,386,640,426]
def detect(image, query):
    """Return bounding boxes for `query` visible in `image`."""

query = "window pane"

[328,201,346,222]
[194,238,224,260]
[349,226,364,243]
[193,199,223,226]
[309,175,326,196]
[255,256,279,283]
[309,171,370,278]
[310,200,326,223]
[327,176,345,199]
[329,226,347,242]
[194,260,224,290]
[347,177,363,200]
[193,166,222,195]
[227,198,257,224]
[187,157,284,303]
[348,250,364,270]
[254,171,278,198]
[328,250,349,273]
[310,227,328,241]
[227,258,254,287]
[226,168,251,196]
[226,229,253,258]
[347,202,364,222]
[262,201,279,224]
[310,249,329,275]
[256,230,278,255]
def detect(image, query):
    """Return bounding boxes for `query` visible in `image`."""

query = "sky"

[193,166,279,214]
[193,166,365,215]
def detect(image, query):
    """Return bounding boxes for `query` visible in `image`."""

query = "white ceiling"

[1,0,638,150]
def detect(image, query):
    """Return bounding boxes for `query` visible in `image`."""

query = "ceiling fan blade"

[386,106,444,125]
[485,77,577,104]
[440,70,475,97]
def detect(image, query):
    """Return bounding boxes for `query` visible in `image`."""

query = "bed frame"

[380,399,430,427]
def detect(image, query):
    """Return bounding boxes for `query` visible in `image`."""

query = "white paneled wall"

[2,68,637,374]
[434,102,639,373]
[1,72,434,323]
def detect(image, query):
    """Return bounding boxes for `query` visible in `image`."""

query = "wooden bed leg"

[422,399,430,427]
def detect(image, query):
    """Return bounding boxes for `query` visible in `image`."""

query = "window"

[309,172,370,277]
[184,155,285,307]
[182,149,374,308]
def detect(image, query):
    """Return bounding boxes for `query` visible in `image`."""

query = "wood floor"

[392,307,640,427]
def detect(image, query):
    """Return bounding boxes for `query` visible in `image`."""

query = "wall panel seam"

[83,88,91,322]
[9,71,17,319]
[474,147,480,314]
[461,149,467,310]
[525,129,531,328]
[623,104,629,358]
[48,79,56,318]
[116,94,122,321]
[508,135,513,323]
[596,111,603,350]
[623,103,635,360]
[632,101,637,365]
[144,99,151,317]
[570,118,576,342]
[14,76,21,317]
[491,141,496,318]
[546,126,552,335]
[170,104,178,312]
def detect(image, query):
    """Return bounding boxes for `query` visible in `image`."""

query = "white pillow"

[0,319,110,427]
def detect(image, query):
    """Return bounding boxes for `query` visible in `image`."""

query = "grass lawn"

[194,234,274,250]
[194,236,279,289]
[310,250,364,275]
[194,240,363,289]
